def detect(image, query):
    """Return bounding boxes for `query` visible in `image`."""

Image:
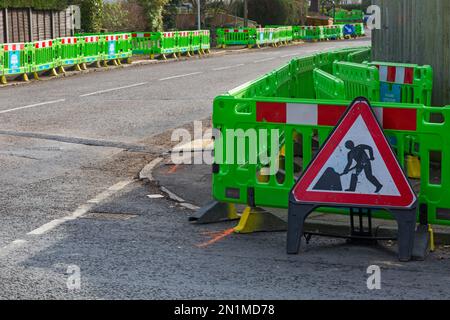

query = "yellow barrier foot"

[162,54,167,60]
[117,59,122,66]
[406,155,421,179]
[126,58,131,64]
[23,73,29,82]
[189,201,239,224]
[150,54,155,60]
[102,60,108,67]
[187,52,192,57]
[234,207,287,234]
[51,68,58,77]
[113,59,119,66]
[95,61,101,68]
[75,64,82,72]
[429,225,435,252]
[1,75,7,85]
[81,63,87,70]
[59,66,66,74]
[172,53,178,60]
[33,72,40,80]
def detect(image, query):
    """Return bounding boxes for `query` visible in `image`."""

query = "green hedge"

[0,0,69,10]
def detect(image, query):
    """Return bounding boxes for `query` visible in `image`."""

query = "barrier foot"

[75,64,82,72]
[172,53,178,60]
[33,72,40,80]
[234,207,287,234]
[113,59,119,66]
[23,73,29,82]
[95,61,101,68]
[126,58,131,64]
[102,60,108,67]
[150,54,155,60]
[391,209,417,262]
[162,54,167,60]
[117,59,122,65]
[1,75,7,85]
[189,201,239,224]
[59,66,66,74]
[287,202,316,254]
[51,68,58,77]
[206,49,210,54]
[81,63,87,70]
[187,52,192,57]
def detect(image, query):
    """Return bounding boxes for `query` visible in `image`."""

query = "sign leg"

[390,209,417,262]
[287,202,315,254]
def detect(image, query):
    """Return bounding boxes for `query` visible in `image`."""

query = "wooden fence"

[0,7,74,44]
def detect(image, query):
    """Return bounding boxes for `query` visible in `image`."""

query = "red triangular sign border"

[292,98,417,209]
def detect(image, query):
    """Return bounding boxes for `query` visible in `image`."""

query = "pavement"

[2,36,450,299]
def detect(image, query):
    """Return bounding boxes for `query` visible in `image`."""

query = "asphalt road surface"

[1,37,450,300]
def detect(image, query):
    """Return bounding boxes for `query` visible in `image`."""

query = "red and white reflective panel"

[121,34,129,40]
[375,65,414,85]
[225,29,248,33]
[106,35,119,41]
[61,37,78,45]
[291,99,416,209]
[132,33,151,38]
[164,32,175,38]
[84,36,99,43]
[179,32,189,37]
[256,102,417,131]
[35,40,53,48]
[4,43,25,51]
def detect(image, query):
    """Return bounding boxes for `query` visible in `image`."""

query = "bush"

[0,0,68,10]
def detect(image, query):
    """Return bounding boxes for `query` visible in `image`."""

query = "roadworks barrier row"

[211,46,450,228]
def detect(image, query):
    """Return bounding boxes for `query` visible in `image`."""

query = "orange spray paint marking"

[196,228,235,248]
[168,165,179,174]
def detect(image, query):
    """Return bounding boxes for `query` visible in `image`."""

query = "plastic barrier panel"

[333,61,381,101]
[200,30,210,52]
[369,61,433,106]
[313,68,346,100]
[177,31,190,54]
[29,40,58,78]
[1,43,29,77]
[131,32,154,55]
[57,37,81,68]
[347,48,371,63]
[190,30,201,53]
[216,28,254,47]
[81,35,102,64]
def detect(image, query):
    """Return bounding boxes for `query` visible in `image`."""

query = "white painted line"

[0,239,28,256]
[80,82,148,97]
[213,64,244,71]
[281,52,301,58]
[254,57,275,63]
[0,99,65,115]
[27,179,133,236]
[180,202,200,211]
[159,72,202,81]
[139,157,163,181]
[160,186,186,203]
[147,194,164,199]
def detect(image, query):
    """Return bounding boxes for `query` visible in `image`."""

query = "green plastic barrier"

[57,36,82,71]
[151,31,178,59]
[212,89,450,226]
[200,30,211,53]
[131,32,154,55]
[177,31,191,55]
[369,61,433,106]
[0,45,3,81]
[29,40,58,79]
[216,28,254,48]
[189,30,201,54]
[323,25,342,40]
[347,48,371,63]
[334,9,364,24]
[302,26,322,41]
[101,33,132,63]
[333,61,381,101]
[0,42,30,83]
[313,68,346,100]
[80,35,102,66]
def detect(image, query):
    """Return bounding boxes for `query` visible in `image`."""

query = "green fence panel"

[29,40,58,76]
[80,35,102,64]
[302,26,322,41]
[57,37,82,67]
[102,33,132,61]
[313,68,346,100]
[190,30,202,53]
[131,32,153,55]
[0,44,4,80]
[347,48,371,63]
[255,28,266,46]
[216,28,254,47]
[200,30,210,51]
[369,61,433,106]
[153,31,178,56]
[177,31,190,54]
[1,42,30,77]
[334,9,364,24]
[323,25,342,40]
[333,61,380,101]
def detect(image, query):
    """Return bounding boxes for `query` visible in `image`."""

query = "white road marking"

[212,64,244,71]
[27,180,133,236]
[254,57,275,63]
[139,157,163,181]
[80,82,148,97]
[159,72,202,81]
[281,52,302,58]
[0,99,66,115]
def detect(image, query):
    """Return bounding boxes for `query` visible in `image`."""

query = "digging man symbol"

[342,140,383,193]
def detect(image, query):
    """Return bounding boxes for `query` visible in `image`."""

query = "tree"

[248,0,307,25]
[138,0,169,31]
[71,0,104,33]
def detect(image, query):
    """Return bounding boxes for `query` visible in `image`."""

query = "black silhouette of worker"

[342,140,383,193]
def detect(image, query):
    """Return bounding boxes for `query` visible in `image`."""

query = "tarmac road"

[2,37,450,300]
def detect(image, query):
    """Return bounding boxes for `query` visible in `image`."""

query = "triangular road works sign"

[292,98,416,209]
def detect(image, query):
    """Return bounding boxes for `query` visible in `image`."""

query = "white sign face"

[307,115,399,196]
